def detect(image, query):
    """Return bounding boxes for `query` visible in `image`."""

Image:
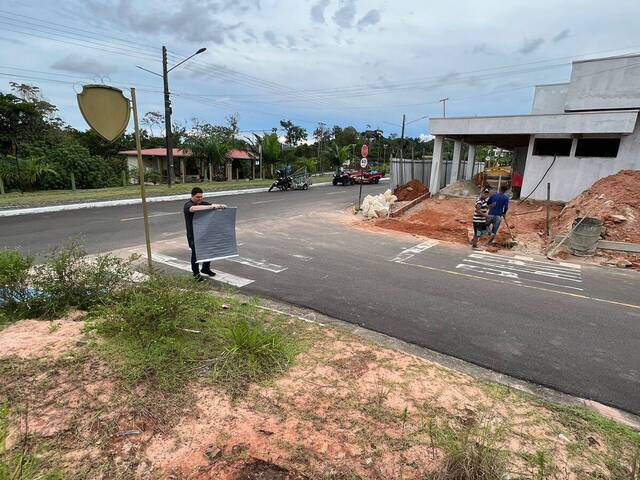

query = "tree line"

[0,83,437,192]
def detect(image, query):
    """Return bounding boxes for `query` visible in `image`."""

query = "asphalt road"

[3,183,640,415]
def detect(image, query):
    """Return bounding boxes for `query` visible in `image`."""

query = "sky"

[1,0,640,139]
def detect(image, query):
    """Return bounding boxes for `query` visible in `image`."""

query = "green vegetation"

[0,175,334,209]
[89,276,297,393]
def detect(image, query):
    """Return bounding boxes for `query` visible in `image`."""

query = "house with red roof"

[119,147,257,183]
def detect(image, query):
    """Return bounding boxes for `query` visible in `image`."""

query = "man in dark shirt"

[486,184,510,244]
[184,187,226,281]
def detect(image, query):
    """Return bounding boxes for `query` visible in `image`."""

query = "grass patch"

[89,275,298,394]
[0,404,65,480]
[0,175,334,209]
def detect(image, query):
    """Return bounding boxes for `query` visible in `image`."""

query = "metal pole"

[162,46,174,188]
[131,88,153,272]
[259,143,263,179]
[439,98,449,118]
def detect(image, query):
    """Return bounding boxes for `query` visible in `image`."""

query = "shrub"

[0,250,33,309]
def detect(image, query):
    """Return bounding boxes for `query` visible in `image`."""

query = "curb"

[0,182,332,217]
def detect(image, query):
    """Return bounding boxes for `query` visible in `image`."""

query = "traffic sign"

[360,157,368,169]
[361,144,368,158]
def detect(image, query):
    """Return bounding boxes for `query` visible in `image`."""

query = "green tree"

[279,119,307,146]
[0,154,58,192]
[184,122,232,179]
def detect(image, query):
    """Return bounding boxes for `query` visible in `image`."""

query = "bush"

[0,241,138,321]
[0,250,33,312]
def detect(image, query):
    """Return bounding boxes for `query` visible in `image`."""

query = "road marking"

[252,199,283,204]
[121,212,180,222]
[151,253,254,287]
[391,240,438,263]
[464,254,582,282]
[477,251,581,272]
[456,263,584,291]
[290,254,313,261]
[228,257,287,273]
[326,191,343,195]
[397,260,640,310]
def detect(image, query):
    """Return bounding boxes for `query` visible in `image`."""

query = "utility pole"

[439,97,449,118]
[138,46,206,187]
[399,114,406,184]
[162,46,174,187]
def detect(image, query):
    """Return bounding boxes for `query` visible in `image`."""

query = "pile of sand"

[440,179,480,197]
[393,179,429,202]
[554,170,640,243]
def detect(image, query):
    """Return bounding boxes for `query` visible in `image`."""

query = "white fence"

[390,158,485,190]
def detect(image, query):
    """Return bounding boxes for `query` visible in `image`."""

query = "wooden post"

[546,182,551,243]
[181,158,186,184]
[0,177,4,195]
[122,170,127,186]
[131,88,153,272]
[70,172,76,191]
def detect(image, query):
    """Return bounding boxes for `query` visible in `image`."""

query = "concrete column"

[429,135,444,193]
[465,144,476,180]
[450,140,462,183]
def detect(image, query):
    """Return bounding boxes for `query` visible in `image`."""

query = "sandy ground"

[0,310,85,359]
[1,314,636,479]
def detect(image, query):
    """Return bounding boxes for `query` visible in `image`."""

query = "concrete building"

[427,53,640,201]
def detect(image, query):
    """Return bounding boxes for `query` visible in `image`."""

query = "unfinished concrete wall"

[521,119,640,202]
[565,54,640,111]
[531,83,569,114]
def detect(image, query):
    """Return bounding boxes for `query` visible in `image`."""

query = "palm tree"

[0,155,58,192]
[248,133,280,178]
[184,129,231,181]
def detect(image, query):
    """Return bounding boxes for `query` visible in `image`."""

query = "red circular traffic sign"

[361,144,368,158]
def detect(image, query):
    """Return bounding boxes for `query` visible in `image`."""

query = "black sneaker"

[200,268,216,277]
[193,274,204,282]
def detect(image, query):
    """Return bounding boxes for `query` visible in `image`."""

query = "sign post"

[77,84,153,271]
[357,144,369,210]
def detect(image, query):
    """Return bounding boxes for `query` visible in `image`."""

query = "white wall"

[521,118,640,202]
[531,83,569,114]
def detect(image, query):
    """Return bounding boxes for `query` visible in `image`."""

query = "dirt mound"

[440,179,480,197]
[554,170,640,243]
[393,179,429,202]
[0,310,85,359]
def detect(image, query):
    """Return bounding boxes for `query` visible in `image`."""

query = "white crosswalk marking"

[228,257,287,273]
[456,252,583,291]
[391,240,438,263]
[151,253,254,287]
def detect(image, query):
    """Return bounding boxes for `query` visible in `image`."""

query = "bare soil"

[372,195,563,253]
[1,314,637,479]
[393,180,429,202]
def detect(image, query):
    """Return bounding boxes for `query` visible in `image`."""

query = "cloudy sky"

[1,0,639,138]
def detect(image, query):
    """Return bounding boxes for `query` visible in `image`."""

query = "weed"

[0,250,33,319]
[426,418,509,480]
[90,275,297,393]
[0,404,65,480]
[47,323,59,334]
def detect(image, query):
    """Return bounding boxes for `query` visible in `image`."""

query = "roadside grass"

[0,175,334,209]
[88,275,299,395]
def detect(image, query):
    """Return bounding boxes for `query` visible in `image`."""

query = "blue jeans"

[487,215,503,235]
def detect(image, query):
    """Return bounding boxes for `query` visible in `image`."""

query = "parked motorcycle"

[268,169,293,192]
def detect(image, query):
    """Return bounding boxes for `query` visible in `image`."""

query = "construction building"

[427,53,640,201]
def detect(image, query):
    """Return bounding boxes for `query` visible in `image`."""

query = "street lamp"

[137,46,206,187]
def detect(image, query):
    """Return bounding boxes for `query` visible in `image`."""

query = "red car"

[349,170,384,184]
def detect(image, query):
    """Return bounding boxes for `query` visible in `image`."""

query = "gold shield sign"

[77,85,130,141]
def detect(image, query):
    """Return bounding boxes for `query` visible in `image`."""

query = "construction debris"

[554,170,640,244]
[361,189,397,219]
[393,179,429,201]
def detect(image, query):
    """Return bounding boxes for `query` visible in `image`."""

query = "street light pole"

[162,46,174,187]
[138,46,207,188]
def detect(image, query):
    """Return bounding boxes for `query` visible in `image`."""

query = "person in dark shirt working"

[486,184,510,244]
[183,187,226,281]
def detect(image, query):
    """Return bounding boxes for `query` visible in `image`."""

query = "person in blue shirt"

[486,184,510,244]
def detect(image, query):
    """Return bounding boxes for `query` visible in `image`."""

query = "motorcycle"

[268,169,293,192]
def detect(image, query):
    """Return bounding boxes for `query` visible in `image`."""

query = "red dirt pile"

[393,179,429,202]
[554,170,640,244]
[374,196,563,250]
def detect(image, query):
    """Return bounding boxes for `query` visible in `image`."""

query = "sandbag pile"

[361,189,397,219]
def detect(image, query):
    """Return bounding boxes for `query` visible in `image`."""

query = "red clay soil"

[393,179,429,202]
[554,170,640,244]
[375,196,563,249]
